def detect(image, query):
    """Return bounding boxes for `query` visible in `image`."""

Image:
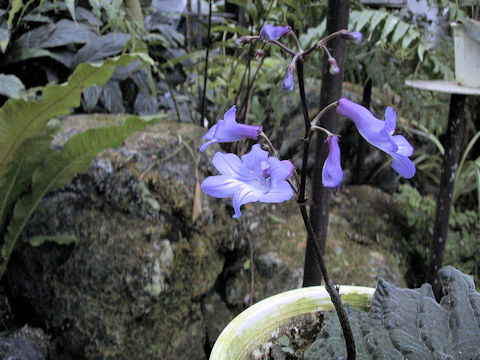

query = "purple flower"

[200,106,262,152]
[337,98,415,179]
[201,144,295,218]
[259,24,291,41]
[282,65,295,91]
[322,135,343,191]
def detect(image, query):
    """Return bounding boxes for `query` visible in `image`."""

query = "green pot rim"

[210,285,375,359]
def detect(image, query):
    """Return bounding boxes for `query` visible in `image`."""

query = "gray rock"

[7,119,234,360]
[0,337,45,360]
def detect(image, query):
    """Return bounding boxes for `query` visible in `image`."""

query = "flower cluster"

[200,25,415,218]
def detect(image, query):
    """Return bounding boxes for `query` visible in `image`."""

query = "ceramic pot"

[209,285,375,360]
[452,21,480,88]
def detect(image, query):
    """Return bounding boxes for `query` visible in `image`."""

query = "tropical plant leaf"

[8,0,23,29]
[14,19,94,49]
[0,47,58,65]
[0,135,51,236]
[0,54,140,181]
[0,27,10,53]
[71,32,131,68]
[0,74,25,98]
[391,21,410,44]
[65,0,77,22]
[1,115,155,278]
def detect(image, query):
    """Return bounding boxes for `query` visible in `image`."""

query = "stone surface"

[4,116,408,359]
[0,336,45,360]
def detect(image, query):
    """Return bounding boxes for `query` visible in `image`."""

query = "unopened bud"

[328,58,339,75]
[282,64,295,91]
[342,31,362,43]
[235,36,250,47]
[255,48,264,58]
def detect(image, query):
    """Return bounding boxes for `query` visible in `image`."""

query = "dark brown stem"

[296,59,310,205]
[199,0,212,126]
[298,204,356,359]
[268,40,296,56]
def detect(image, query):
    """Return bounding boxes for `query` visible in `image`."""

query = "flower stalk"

[296,56,356,360]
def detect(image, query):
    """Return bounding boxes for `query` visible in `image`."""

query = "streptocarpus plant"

[304,266,480,360]
[199,24,415,359]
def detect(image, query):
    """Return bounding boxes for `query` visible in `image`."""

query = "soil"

[247,311,324,360]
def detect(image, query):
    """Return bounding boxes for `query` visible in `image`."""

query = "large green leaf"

[0,115,154,278]
[0,54,138,179]
[14,19,94,49]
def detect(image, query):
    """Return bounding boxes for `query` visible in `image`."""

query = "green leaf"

[8,0,22,29]
[65,0,76,22]
[401,28,419,48]
[0,74,25,98]
[14,20,94,49]
[391,21,410,44]
[368,11,388,34]
[0,28,10,53]
[417,43,426,61]
[225,0,246,6]
[0,47,58,65]
[210,25,250,36]
[1,115,153,277]
[380,15,399,41]
[355,10,375,33]
[0,54,138,181]
[27,234,78,247]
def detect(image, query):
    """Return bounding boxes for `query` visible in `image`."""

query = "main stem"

[296,58,356,360]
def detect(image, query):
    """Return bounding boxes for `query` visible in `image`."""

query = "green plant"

[0,53,161,280]
[395,183,480,286]
[304,266,480,359]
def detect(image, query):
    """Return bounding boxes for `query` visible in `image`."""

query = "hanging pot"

[452,19,480,88]
[209,285,375,360]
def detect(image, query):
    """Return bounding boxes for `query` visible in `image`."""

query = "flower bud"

[235,36,250,47]
[255,48,264,59]
[342,31,362,43]
[282,65,295,91]
[328,58,339,75]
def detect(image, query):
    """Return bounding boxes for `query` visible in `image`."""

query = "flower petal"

[392,135,414,157]
[223,105,237,124]
[259,24,291,41]
[202,123,219,140]
[211,152,249,179]
[199,139,218,152]
[267,157,294,182]
[384,106,396,135]
[201,175,242,198]
[232,184,265,218]
[258,181,294,203]
[391,154,416,179]
[241,144,269,170]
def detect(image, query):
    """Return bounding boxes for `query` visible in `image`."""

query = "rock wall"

[3,116,405,359]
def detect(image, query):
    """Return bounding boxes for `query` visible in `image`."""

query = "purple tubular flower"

[337,98,415,179]
[201,144,295,218]
[322,135,343,191]
[199,106,262,152]
[282,65,295,91]
[259,24,291,41]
